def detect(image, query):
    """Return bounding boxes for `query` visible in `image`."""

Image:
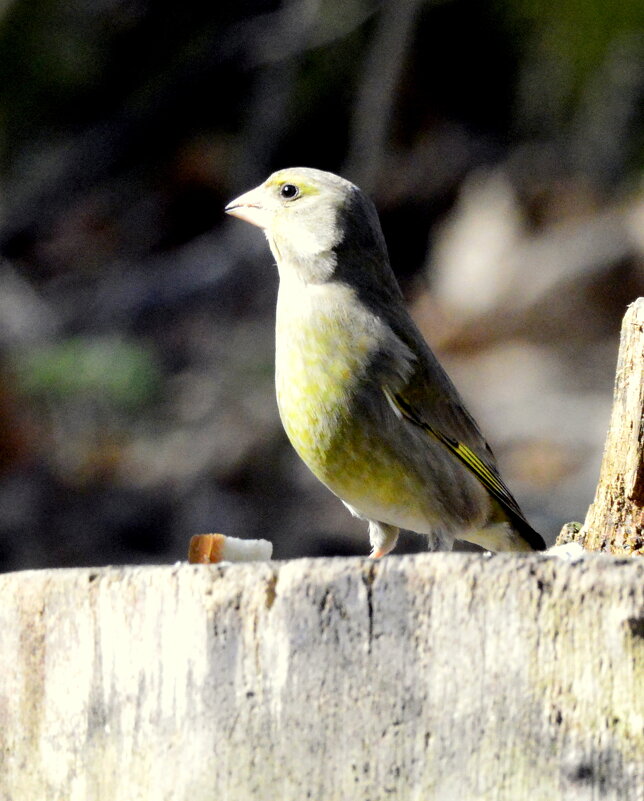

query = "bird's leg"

[368,521,400,559]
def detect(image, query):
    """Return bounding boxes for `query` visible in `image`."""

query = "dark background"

[0,0,642,570]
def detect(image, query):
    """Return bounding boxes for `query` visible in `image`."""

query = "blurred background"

[0,0,642,571]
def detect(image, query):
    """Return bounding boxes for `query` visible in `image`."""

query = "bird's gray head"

[225,167,395,290]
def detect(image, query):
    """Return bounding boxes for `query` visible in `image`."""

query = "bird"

[225,167,546,557]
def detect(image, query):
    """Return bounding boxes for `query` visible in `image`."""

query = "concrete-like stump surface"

[1,554,643,801]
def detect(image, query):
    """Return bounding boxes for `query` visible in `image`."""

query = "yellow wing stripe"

[447,440,507,497]
[384,387,524,518]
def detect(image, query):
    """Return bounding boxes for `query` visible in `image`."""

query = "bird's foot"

[368,521,399,559]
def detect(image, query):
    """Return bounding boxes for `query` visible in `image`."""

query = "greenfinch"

[226,167,545,556]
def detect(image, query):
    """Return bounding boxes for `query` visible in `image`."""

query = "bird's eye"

[279,183,299,200]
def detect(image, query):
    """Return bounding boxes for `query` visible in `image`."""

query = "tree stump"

[577,298,644,554]
[1,557,643,801]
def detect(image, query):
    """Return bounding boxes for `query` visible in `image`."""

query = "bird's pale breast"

[275,281,435,529]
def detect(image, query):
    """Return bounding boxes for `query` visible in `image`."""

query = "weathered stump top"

[1,553,643,801]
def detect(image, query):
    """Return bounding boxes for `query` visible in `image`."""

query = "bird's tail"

[461,517,546,553]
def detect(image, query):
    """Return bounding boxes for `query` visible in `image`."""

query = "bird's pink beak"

[225,187,270,229]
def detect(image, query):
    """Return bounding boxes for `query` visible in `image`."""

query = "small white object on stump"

[188,533,273,564]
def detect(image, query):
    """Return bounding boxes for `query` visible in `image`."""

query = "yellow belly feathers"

[275,281,431,529]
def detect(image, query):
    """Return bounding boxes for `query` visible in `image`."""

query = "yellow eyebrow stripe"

[265,175,320,196]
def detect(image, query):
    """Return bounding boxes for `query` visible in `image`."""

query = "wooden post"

[578,297,644,554]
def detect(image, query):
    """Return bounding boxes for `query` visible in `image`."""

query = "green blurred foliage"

[505,0,642,79]
[499,0,644,124]
[13,337,162,411]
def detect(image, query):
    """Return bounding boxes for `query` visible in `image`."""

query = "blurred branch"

[242,0,379,66]
[0,263,60,346]
[571,33,644,184]
[232,0,324,183]
[344,0,429,192]
[230,0,382,182]
[377,123,474,205]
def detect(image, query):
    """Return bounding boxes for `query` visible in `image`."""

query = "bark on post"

[579,297,644,554]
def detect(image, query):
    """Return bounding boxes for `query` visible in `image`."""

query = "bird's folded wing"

[382,386,527,522]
